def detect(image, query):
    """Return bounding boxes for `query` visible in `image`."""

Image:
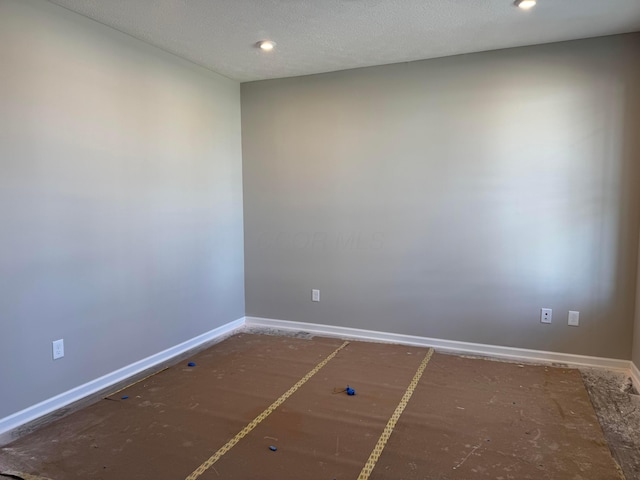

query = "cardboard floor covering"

[0,333,623,480]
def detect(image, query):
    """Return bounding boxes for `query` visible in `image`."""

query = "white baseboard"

[245,316,631,371]
[631,361,640,391]
[3,315,635,446]
[0,317,245,446]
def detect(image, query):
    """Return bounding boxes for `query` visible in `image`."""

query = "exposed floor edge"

[0,470,54,480]
[631,361,640,391]
[0,317,245,446]
[245,316,631,371]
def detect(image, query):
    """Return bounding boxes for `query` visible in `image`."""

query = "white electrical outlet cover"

[568,311,580,327]
[53,339,64,360]
[311,289,320,302]
[540,308,552,324]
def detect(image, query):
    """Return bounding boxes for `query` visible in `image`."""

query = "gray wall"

[0,0,244,419]
[242,34,640,359]
[634,232,640,368]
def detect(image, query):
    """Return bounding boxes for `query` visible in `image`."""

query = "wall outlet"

[540,308,552,324]
[311,289,320,302]
[568,311,580,327]
[52,339,64,360]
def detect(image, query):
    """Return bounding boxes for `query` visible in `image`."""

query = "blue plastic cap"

[121,395,129,400]
[269,445,277,451]
[188,362,196,367]
[346,387,356,396]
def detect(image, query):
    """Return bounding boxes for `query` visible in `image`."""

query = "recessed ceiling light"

[514,0,536,9]
[257,40,276,52]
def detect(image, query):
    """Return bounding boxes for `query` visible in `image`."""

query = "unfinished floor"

[0,332,637,479]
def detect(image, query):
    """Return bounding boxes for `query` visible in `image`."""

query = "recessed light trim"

[514,0,536,9]
[257,40,276,52]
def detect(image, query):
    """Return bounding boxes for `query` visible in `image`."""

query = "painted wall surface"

[633,232,640,368]
[242,34,640,359]
[0,0,244,418]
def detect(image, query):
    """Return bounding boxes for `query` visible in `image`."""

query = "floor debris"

[581,368,640,480]
[0,471,54,480]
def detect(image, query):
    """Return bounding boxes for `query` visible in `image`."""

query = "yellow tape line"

[357,347,434,480]
[108,367,169,398]
[185,340,350,480]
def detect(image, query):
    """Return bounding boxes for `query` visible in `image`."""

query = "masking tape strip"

[357,347,434,480]
[185,340,350,480]
[107,368,170,398]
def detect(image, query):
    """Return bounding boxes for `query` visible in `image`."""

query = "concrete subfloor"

[580,369,640,480]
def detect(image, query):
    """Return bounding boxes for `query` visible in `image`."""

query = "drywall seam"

[245,317,631,371]
[0,318,245,446]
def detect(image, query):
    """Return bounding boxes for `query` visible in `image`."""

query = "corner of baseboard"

[0,316,246,447]
[3,315,633,447]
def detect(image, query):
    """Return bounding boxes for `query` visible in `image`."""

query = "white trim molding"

[245,316,631,371]
[3,315,636,446]
[631,361,640,391]
[0,317,244,446]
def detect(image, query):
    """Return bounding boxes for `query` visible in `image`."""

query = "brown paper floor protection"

[0,334,344,479]
[192,341,430,479]
[0,333,624,480]
[368,352,622,480]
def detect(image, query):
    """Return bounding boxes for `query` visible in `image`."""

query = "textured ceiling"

[47,0,640,82]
